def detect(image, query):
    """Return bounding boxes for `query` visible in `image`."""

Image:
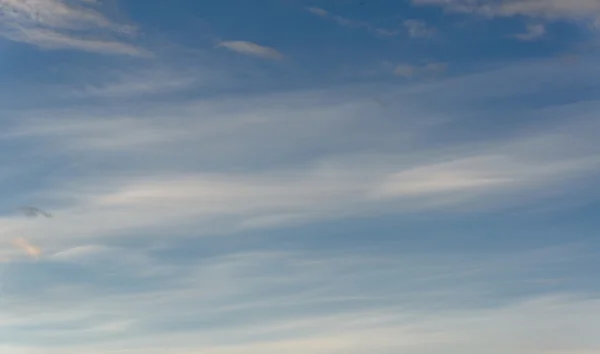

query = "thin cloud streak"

[305,6,399,36]
[306,6,328,17]
[7,27,150,56]
[0,0,147,55]
[1,247,598,353]
[12,237,42,258]
[1,57,599,244]
[515,23,547,41]
[218,40,285,60]
[412,0,600,27]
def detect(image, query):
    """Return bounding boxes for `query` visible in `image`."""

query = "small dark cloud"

[20,207,52,218]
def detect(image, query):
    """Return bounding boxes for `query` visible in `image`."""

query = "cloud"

[12,237,42,258]
[0,0,131,32]
[7,27,150,56]
[2,3,600,353]
[306,6,328,17]
[1,103,599,245]
[412,0,600,27]
[1,246,599,353]
[0,0,147,55]
[51,244,113,262]
[6,116,187,150]
[515,23,547,41]
[70,70,198,99]
[2,55,600,348]
[218,40,285,60]
[305,6,399,36]
[0,145,591,243]
[374,156,516,198]
[404,19,436,38]
[1,55,599,248]
[393,63,417,77]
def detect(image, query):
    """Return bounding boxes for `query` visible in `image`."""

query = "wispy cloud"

[2,2,600,353]
[70,70,198,99]
[404,19,436,38]
[12,237,42,258]
[393,63,417,77]
[1,57,599,247]
[412,0,600,27]
[306,6,328,17]
[305,6,399,36]
[5,27,149,56]
[1,245,598,353]
[5,115,187,150]
[0,43,599,354]
[0,0,147,55]
[218,40,285,60]
[515,23,547,41]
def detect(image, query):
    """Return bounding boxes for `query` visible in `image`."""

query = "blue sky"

[1,0,600,353]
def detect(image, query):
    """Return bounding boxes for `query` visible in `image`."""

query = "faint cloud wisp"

[393,61,448,77]
[0,0,148,56]
[404,19,436,38]
[12,237,42,259]
[412,0,600,28]
[515,24,547,41]
[305,6,399,36]
[218,40,285,60]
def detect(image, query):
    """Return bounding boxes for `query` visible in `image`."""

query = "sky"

[1,0,600,353]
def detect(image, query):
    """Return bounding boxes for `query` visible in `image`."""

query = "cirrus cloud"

[412,0,600,27]
[218,40,285,60]
[0,0,147,55]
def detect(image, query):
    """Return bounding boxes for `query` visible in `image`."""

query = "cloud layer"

[2,2,600,353]
[0,0,147,55]
[1,245,599,354]
[413,0,600,27]
[1,56,599,253]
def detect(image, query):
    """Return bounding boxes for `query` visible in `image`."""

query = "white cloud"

[2,4,599,354]
[218,40,285,60]
[412,0,600,27]
[7,27,149,56]
[1,56,599,247]
[0,0,146,55]
[374,156,517,197]
[404,19,436,38]
[0,0,130,32]
[515,23,547,41]
[1,113,598,246]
